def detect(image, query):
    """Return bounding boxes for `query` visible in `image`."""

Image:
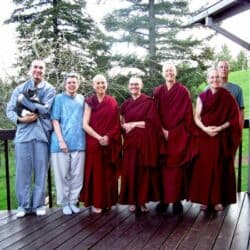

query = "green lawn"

[229,70,250,118]
[0,145,17,210]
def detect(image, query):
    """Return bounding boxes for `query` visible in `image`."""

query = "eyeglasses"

[129,83,139,86]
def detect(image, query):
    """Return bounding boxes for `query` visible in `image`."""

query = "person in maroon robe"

[153,63,194,214]
[189,68,241,211]
[80,74,121,213]
[119,77,160,212]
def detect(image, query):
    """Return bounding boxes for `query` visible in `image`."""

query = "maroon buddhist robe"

[119,94,160,206]
[153,82,194,203]
[189,88,241,206]
[80,95,121,208]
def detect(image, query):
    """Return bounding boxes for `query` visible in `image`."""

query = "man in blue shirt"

[50,73,86,215]
[217,60,244,128]
[6,59,56,218]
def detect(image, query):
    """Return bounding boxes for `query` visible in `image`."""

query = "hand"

[212,126,223,133]
[122,122,134,134]
[99,135,109,146]
[204,126,219,137]
[162,128,169,140]
[59,140,68,153]
[18,113,38,123]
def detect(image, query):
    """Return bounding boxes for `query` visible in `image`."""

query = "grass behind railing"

[0,145,17,210]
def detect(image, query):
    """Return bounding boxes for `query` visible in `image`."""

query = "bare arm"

[83,103,102,140]
[194,97,218,137]
[121,118,145,134]
[52,119,68,153]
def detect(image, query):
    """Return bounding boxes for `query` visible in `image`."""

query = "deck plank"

[213,192,245,250]
[56,206,127,249]
[0,193,248,250]
[230,193,250,250]
[2,209,72,249]
[160,203,200,249]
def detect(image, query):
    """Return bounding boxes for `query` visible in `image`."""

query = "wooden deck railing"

[0,120,249,211]
[0,129,53,210]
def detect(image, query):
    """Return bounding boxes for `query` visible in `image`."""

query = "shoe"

[129,205,136,212]
[16,208,26,218]
[156,203,168,213]
[173,202,183,214]
[92,206,102,213]
[214,204,224,211]
[36,206,46,216]
[140,204,149,213]
[63,205,72,215]
[70,204,80,214]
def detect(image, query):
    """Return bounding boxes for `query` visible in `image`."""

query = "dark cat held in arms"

[16,89,43,117]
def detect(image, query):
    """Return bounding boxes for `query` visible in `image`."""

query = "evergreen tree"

[103,0,214,97]
[232,50,248,71]
[0,79,15,128]
[215,44,233,65]
[5,0,111,91]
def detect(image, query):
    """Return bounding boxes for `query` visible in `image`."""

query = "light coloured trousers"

[51,151,85,206]
[15,141,49,211]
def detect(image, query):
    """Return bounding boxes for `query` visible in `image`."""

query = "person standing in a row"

[6,59,56,218]
[80,74,121,213]
[50,73,86,215]
[153,63,194,214]
[189,68,241,211]
[119,77,160,212]
[217,60,244,128]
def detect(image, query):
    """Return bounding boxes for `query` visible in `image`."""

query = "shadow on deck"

[0,192,249,249]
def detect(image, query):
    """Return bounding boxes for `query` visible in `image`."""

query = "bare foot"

[200,204,208,211]
[140,204,149,213]
[92,206,102,213]
[214,204,224,211]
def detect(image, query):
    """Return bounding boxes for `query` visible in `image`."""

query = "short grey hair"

[129,76,143,85]
[206,67,218,79]
[162,62,177,77]
[93,74,107,84]
[64,72,80,85]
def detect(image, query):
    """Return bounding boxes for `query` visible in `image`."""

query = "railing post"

[0,129,16,211]
[248,119,250,193]
[47,166,53,208]
[4,140,11,211]
[237,142,242,192]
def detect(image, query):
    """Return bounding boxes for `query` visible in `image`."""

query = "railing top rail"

[0,130,16,141]
[0,119,249,141]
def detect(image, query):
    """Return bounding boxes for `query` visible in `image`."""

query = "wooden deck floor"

[0,192,249,250]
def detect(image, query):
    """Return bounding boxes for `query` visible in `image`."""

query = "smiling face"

[128,77,143,98]
[207,69,221,92]
[162,63,177,84]
[65,76,79,96]
[93,75,108,95]
[31,60,45,85]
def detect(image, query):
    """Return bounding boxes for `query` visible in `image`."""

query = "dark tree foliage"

[6,0,111,92]
[103,0,214,100]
